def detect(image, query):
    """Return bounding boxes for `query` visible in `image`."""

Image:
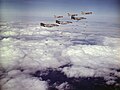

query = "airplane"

[54,15,63,18]
[81,11,93,15]
[68,13,78,16]
[40,23,59,28]
[71,16,87,20]
[56,20,72,25]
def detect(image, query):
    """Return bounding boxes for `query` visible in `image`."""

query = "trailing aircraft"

[54,15,63,18]
[71,16,87,20]
[56,20,72,25]
[40,23,59,28]
[81,11,93,15]
[68,13,78,16]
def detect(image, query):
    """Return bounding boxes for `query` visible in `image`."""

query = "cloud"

[56,82,70,90]
[61,43,120,84]
[1,73,48,90]
[0,18,120,90]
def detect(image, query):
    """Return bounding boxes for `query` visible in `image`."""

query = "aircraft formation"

[40,11,93,28]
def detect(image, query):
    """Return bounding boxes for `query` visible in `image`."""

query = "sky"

[0,0,120,20]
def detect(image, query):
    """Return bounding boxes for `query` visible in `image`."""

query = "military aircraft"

[68,13,78,16]
[81,11,93,15]
[71,16,87,20]
[54,15,63,18]
[40,23,59,28]
[56,20,72,25]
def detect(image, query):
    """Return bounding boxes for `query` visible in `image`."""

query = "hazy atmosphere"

[0,0,120,19]
[0,0,120,90]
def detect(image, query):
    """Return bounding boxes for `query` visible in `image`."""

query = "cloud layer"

[0,19,120,90]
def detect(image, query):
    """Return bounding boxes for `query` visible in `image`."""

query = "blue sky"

[0,0,119,19]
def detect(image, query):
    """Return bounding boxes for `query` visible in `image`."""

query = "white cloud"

[56,82,70,90]
[62,66,95,77]
[61,43,120,83]
[1,74,48,90]
[0,20,120,88]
